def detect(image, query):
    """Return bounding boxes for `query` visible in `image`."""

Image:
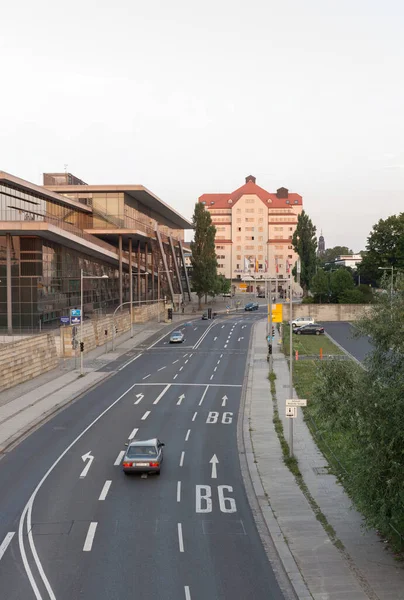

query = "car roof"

[171,331,182,334]
[128,438,158,447]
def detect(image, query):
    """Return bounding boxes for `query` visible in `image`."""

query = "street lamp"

[157,269,172,323]
[80,270,108,376]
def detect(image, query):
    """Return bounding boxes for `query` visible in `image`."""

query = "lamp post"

[80,270,108,376]
[157,269,172,323]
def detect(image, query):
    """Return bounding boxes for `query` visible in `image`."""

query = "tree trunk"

[198,294,202,310]
[204,293,208,304]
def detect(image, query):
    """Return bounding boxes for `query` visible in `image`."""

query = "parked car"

[202,312,208,320]
[245,302,259,311]
[169,330,185,343]
[294,323,324,335]
[122,438,164,475]
[257,292,266,298]
[291,316,314,328]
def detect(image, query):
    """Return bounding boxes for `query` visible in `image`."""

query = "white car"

[291,316,315,328]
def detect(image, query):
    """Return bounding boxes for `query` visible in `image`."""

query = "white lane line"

[214,336,217,341]
[217,360,220,364]
[0,532,15,562]
[214,367,217,372]
[172,360,179,364]
[224,344,228,348]
[198,385,209,405]
[98,480,112,501]
[128,427,138,439]
[183,353,188,357]
[185,586,191,600]
[118,353,142,371]
[142,374,151,380]
[189,353,193,357]
[193,327,197,331]
[140,382,242,387]
[114,450,125,466]
[177,481,181,502]
[158,366,166,371]
[192,412,197,421]
[141,411,150,421]
[153,384,171,405]
[193,321,216,349]
[173,374,178,380]
[147,330,173,350]
[179,366,184,371]
[221,325,225,329]
[180,451,185,467]
[210,375,214,380]
[185,429,191,441]
[184,359,189,364]
[178,523,184,552]
[83,522,97,552]
[220,354,223,358]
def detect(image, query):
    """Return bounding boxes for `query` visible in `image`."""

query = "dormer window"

[294,200,298,204]
[286,200,290,204]
[210,201,215,205]
[228,199,233,204]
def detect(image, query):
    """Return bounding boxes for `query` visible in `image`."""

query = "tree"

[329,267,354,302]
[213,275,231,296]
[310,269,330,303]
[319,246,353,265]
[190,203,218,308]
[292,210,317,297]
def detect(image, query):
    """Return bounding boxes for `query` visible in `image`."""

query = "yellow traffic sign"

[268,303,283,323]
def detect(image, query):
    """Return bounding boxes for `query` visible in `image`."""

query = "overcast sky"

[1,0,403,251]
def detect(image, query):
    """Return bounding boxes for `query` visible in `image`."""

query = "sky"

[1,0,403,251]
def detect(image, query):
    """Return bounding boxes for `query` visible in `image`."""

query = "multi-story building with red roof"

[198,175,303,290]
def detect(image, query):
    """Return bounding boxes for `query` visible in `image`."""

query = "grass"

[282,324,345,356]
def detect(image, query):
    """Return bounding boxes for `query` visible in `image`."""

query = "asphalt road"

[323,321,374,363]
[0,308,285,600]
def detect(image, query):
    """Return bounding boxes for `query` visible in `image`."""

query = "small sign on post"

[286,398,307,407]
[286,406,297,418]
[60,316,70,325]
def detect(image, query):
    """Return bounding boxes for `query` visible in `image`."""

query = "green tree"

[292,210,318,297]
[310,269,329,303]
[190,203,218,308]
[329,268,354,302]
[319,246,353,265]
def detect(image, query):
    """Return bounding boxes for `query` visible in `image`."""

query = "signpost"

[70,308,81,325]
[268,303,283,323]
[60,316,70,325]
[286,398,307,407]
[286,406,297,418]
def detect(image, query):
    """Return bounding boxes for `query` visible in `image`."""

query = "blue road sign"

[60,316,70,325]
[267,335,274,343]
[70,309,81,317]
[226,305,230,309]
[70,316,81,325]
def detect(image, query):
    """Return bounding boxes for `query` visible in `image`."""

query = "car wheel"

[124,471,130,476]
[297,331,302,335]
[155,470,161,475]
[315,331,320,335]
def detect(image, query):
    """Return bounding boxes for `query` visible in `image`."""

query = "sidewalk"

[244,319,404,600]
[0,316,190,454]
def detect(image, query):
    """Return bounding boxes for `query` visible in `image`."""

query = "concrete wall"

[281,303,372,321]
[0,334,59,393]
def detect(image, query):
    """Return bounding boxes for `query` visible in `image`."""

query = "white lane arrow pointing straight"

[134,393,144,404]
[177,394,185,405]
[238,337,244,342]
[210,454,219,479]
[80,451,94,478]
[222,395,228,407]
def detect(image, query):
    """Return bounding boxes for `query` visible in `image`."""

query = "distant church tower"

[318,231,325,255]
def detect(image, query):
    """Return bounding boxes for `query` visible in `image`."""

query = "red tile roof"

[198,179,302,209]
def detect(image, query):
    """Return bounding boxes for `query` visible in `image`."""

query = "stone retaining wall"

[282,303,372,321]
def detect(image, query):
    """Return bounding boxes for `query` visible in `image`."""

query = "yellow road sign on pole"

[268,303,283,323]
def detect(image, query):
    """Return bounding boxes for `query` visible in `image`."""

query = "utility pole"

[289,273,294,457]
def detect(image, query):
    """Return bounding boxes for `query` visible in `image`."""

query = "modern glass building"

[0,171,191,332]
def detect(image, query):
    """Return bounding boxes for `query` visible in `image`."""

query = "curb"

[237,319,312,600]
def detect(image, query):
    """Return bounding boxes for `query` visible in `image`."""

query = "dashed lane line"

[98,480,112,501]
[180,451,185,467]
[192,412,197,421]
[128,427,138,440]
[184,586,191,600]
[178,523,184,552]
[198,385,210,406]
[142,374,151,380]
[185,429,191,441]
[83,522,97,552]
[153,384,171,405]
[141,411,150,421]
[114,451,125,466]
[158,366,166,371]
[177,481,182,502]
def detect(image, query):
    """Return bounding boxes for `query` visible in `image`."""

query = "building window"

[245,198,255,203]
[236,209,241,213]
[236,218,242,223]
[236,236,241,241]
[238,227,241,232]
[245,218,254,222]
[258,227,263,232]
[258,246,263,251]
[288,245,293,249]
[274,227,283,231]
[258,217,263,223]
[236,245,241,250]
[258,236,263,242]
[245,227,254,231]
[289,227,293,231]
[288,254,293,259]
[236,255,241,260]
[236,264,240,268]
[245,209,255,213]
[258,208,264,213]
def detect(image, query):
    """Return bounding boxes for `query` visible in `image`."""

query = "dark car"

[252,303,259,310]
[294,323,324,335]
[245,303,254,311]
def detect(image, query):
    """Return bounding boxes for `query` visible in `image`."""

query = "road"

[323,321,374,363]
[0,309,285,600]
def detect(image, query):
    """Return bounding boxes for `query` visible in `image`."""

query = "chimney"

[245,175,256,184]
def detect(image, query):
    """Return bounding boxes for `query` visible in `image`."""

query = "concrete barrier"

[281,303,372,321]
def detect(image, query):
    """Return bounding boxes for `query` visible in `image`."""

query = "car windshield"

[172,332,181,336]
[127,446,157,458]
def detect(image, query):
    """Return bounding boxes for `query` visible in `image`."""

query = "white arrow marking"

[210,454,219,479]
[222,395,228,407]
[177,394,185,405]
[134,393,144,404]
[238,337,244,342]
[80,451,94,478]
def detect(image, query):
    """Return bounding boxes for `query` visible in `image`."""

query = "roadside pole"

[289,274,294,457]
[269,289,273,372]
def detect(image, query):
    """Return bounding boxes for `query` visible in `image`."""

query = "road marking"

[184,359,189,364]
[179,366,184,371]
[18,380,140,600]
[177,481,181,502]
[173,374,178,380]
[193,321,216,349]
[83,522,97,552]
[118,353,142,371]
[198,385,209,405]
[177,394,185,405]
[192,412,197,421]
[210,374,214,380]
[221,325,225,329]
[185,586,191,600]
[214,336,217,341]
[114,450,125,466]
[80,451,94,479]
[0,532,15,562]
[147,330,175,350]
[158,366,166,371]
[153,384,171,405]
[183,353,188,357]
[142,374,151,380]
[128,427,138,439]
[210,454,219,479]
[224,344,227,348]
[173,360,179,364]
[134,393,144,404]
[98,480,112,501]
[178,523,184,552]
[217,360,220,364]
[193,327,198,331]
[189,353,193,357]
[180,451,185,467]
[185,429,191,441]
[141,411,150,421]
[138,383,242,387]
[214,367,217,372]
[222,395,228,407]
[220,354,223,358]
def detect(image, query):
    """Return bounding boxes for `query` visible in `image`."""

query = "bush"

[301,296,315,304]
[338,289,365,304]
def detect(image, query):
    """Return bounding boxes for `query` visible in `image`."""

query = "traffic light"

[80,342,84,352]
[268,343,272,355]
[272,326,275,336]
[168,308,173,320]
